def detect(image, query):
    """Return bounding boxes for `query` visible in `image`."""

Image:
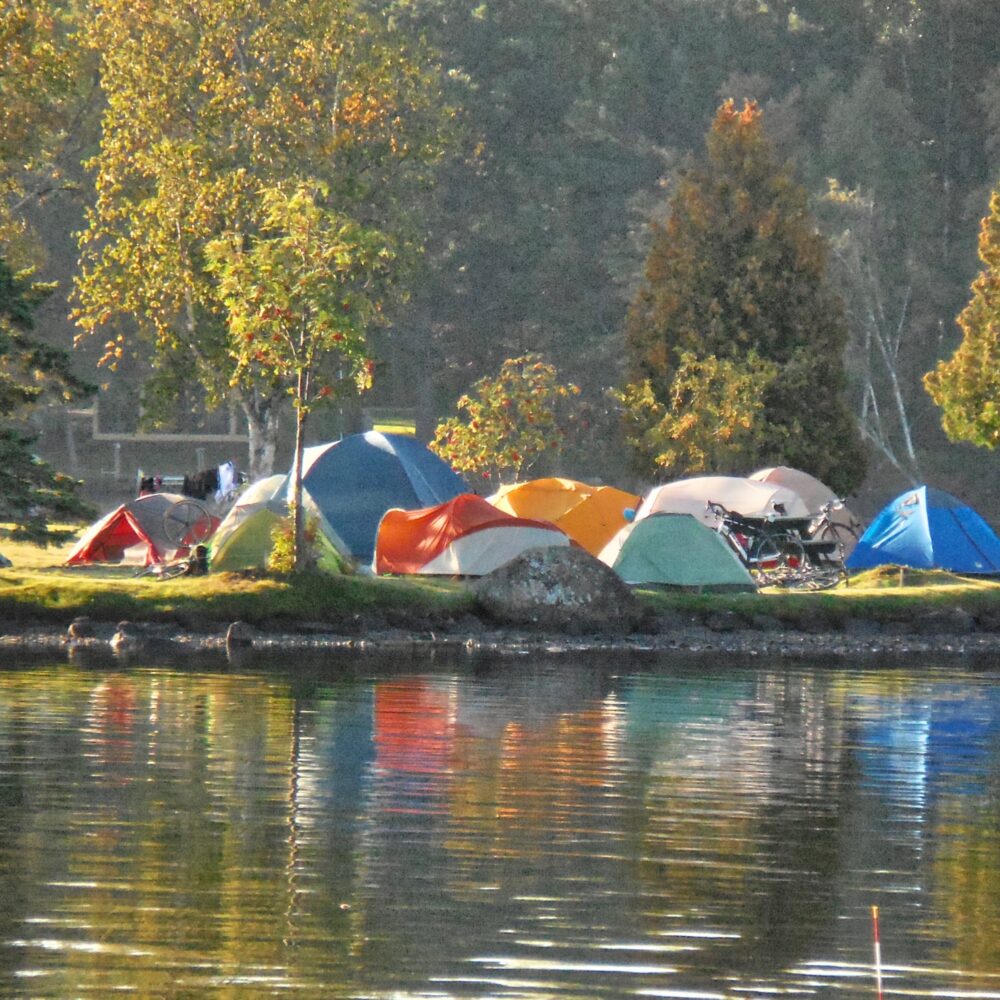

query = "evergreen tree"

[622,100,867,494]
[0,256,92,542]
[924,187,1000,448]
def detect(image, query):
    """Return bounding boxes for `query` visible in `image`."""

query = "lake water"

[0,648,999,999]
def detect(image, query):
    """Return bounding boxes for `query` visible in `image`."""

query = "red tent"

[65,493,207,567]
[374,493,569,576]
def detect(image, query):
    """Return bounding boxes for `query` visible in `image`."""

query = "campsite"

[4,431,1000,660]
[52,431,1000,588]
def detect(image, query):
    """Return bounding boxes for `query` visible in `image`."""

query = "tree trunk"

[291,371,308,573]
[239,389,282,480]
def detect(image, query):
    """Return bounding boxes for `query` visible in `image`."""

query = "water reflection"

[0,656,998,997]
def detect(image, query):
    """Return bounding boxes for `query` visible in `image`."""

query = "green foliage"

[71,0,452,474]
[615,351,779,475]
[0,256,93,543]
[207,182,392,408]
[924,188,1000,448]
[208,181,395,568]
[430,354,580,488]
[623,99,867,494]
[0,0,79,257]
[267,513,321,575]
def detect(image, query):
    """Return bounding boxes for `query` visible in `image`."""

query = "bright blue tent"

[846,486,1000,575]
[297,432,468,563]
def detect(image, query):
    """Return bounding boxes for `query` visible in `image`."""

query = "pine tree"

[0,257,93,542]
[622,99,866,495]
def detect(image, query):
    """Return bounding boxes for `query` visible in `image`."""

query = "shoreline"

[4,613,1000,663]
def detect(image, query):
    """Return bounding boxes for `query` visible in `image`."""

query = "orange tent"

[374,493,569,576]
[488,478,641,556]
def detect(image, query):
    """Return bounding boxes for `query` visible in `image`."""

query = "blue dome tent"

[846,486,1000,575]
[296,432,469,564]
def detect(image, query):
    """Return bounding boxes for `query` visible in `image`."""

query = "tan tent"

[637,475,811,528]
[488,477,641,556]
[750,466,862,556]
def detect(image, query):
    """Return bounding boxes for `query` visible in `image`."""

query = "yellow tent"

[488,477,641,556]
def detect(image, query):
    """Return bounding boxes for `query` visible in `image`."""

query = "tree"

[622,99,867,494]
[0,256,92,542]
[924,188,1000,448]
[72,0,449,478]
[430,355,580,490]
[0,0,81,257]
[615,351,778,475]
[207,182,393,570]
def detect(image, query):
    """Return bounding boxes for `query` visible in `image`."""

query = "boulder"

[472,546,643,634]
[226,621,259,648]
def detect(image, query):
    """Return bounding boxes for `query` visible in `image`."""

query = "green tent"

[210,507,283,572]
[209,473,347,574]
[599,512,754,591]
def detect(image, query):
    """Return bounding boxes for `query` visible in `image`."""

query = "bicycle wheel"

[811,520,859,561]
[163,499,213,546]
[751,531,807,585]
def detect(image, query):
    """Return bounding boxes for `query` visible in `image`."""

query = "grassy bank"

[3,531,1000,634]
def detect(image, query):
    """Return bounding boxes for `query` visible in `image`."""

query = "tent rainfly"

[298,432,469,565]
[599,512,755,591]
[375,493,570,576]
[846,486,1000,575]
[488,477,641,556]
[65,493,196,567]
[637,475,811,528]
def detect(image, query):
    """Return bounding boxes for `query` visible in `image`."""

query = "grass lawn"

[2,525,999,631]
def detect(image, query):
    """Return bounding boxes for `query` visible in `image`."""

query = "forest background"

[6,0,1000,525]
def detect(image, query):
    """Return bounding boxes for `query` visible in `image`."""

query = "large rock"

[472,546,643,634]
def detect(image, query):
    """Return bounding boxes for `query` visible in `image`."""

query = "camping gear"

[750,465,861,556]
[375,493,570,576]
[846,485,1000,574]
[637,475,812,528]
[599,512,755,591]
[489,478,641,556]
[298,432,469,564]
[64,493,202,567]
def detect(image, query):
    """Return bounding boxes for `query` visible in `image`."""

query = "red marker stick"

[872,905,884,1000]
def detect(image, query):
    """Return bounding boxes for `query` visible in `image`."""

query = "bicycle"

[774,498,860,590]
[135,545,210,580]
[806,498,860,557]
[161,474,247,547]
[706,500,808,588]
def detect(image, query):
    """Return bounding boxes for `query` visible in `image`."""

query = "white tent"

[637,475,811,528]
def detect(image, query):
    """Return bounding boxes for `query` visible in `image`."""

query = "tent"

[299,432,469,564]
[750,465,861,556]
[209,473,288,571]
[846,485,1000,575]
[210,473,348,573]
[636,475,812,528]
[488,478,641,556]
[375,493,570,576]
[599,512,755,591]
[65,493,197,567]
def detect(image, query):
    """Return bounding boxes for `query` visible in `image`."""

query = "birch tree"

[72,0,449,478]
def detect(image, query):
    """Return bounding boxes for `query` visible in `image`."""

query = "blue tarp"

[846,485,1000,574]
[298,432,468,563]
